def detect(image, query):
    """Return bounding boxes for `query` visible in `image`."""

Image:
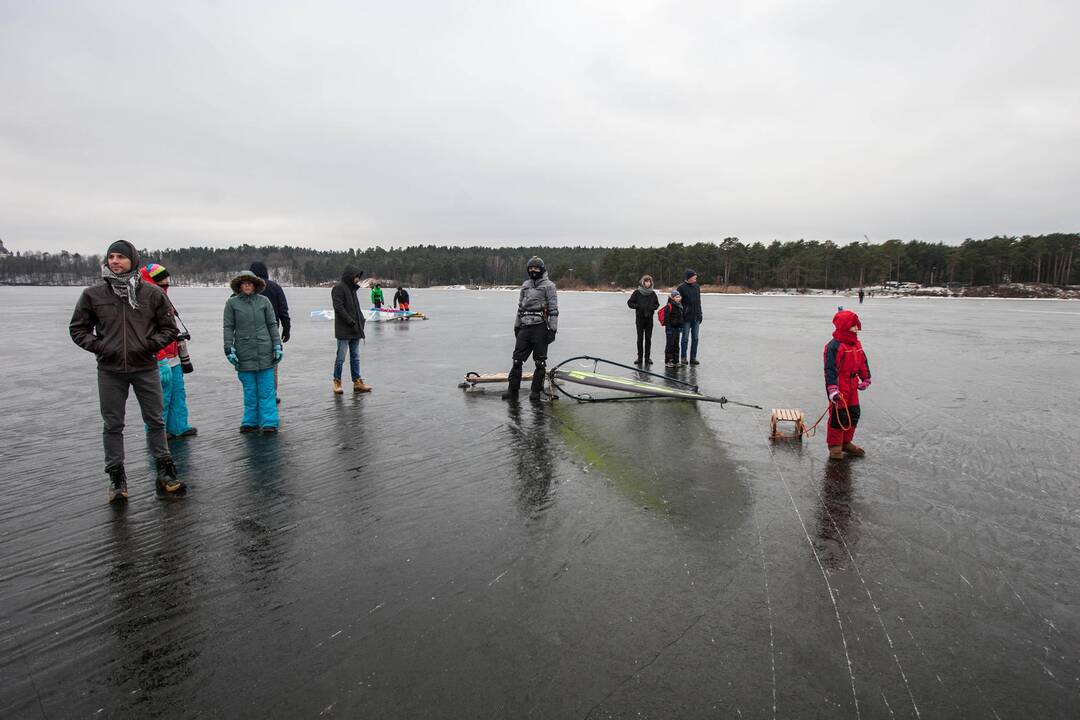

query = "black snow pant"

[635,315,653,361]
[664,327,681,364]
[508,323,549,396]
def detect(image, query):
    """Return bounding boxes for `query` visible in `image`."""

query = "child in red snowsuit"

[823,309,871,460]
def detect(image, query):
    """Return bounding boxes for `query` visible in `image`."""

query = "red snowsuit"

[823,310,871,447]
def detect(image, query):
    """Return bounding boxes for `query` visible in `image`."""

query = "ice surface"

[1,287,1078,717]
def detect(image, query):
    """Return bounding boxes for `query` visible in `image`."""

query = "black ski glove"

[546,329,556,344]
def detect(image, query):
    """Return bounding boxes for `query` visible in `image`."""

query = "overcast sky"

[2,1,1078,255]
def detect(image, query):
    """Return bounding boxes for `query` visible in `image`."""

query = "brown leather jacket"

[69,281,178,373]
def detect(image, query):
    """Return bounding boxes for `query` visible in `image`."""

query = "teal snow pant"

[158,361,193,436]
[238,368,278,429]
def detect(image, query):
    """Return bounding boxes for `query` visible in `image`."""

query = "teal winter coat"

[224,279,281,372]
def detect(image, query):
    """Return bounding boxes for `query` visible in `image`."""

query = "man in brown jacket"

[69,240,186,503]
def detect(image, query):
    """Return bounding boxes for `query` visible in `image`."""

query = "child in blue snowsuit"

[140,263,197,439]
[224,271,282,432]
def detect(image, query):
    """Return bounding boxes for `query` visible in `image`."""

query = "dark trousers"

[635,315,653,361]
[508,323,549,395]
[664,327,681,363]
[98,367,170,471]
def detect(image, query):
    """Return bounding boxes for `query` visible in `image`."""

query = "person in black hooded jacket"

[626,274,659,365]
[330,264,372,395]
[249,261,291,341]
[250,261,291,401]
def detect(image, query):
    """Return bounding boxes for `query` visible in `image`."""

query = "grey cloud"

[1,0,1077,254]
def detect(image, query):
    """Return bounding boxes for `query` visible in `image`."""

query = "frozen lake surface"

[2,286,1079,718]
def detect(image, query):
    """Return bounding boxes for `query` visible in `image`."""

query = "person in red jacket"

[823,309,871,460]
[140,263,197,439]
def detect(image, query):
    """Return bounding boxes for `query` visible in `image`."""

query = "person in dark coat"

[330,264,371,395]
[824,309,872,460]
[662,289,686,367]
[249,261,291,340]
[69,239,185,503]
[675,269,703,365]
[626,274,659,365]
[503,256,558,402]
[250,261,291,402]
[393,286,410,310]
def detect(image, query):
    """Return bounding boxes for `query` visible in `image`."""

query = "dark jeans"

[680,319,700,360]
[635,315,653,360]
[98,367,170,471]
[508,323,550,395]
[334,338,361,381]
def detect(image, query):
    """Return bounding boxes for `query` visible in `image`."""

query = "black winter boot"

[502,361,523,401]
[107,465,128,504]
[155,456,186,496]
[529,364,546,402]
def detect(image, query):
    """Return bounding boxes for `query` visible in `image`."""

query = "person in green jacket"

[223,270,282,433]
[371,283,384,309]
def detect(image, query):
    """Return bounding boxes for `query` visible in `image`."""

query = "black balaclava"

[527,255,545,281]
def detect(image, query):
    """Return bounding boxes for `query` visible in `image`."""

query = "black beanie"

[685,268,697,279]
[107,240,138,265]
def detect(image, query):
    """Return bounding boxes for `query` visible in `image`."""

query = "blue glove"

[225,347,239,366]
[273,345,283,363]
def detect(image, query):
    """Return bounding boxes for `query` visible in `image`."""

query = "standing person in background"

[69,240,185,503]
[249,261,291,403]
[370,282,384,309]
[503,256,558,403]
[676,269,703,365]
[858,288,865,304]
[224,270,282,433]
[626,274,659,365]
[140,263,197,439]
[661,289,685,368]
[331,265,372,395]
[393,286,410,311]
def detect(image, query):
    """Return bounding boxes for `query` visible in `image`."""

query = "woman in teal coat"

[224,270,282,432]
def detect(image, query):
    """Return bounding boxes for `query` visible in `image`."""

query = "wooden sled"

[459,371,534,389]
[769,408,806,440]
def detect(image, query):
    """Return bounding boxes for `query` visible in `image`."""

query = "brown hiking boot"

[353,378,372,393]
[828,445,845,461]
[332,379,343,395]
[842,442,865,458]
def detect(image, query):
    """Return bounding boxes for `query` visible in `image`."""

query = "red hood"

[832,310,861,344]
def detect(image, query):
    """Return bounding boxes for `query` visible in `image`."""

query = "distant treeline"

[0,234,1076,289]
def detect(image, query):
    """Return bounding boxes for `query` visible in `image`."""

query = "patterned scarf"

[101,264,141,309]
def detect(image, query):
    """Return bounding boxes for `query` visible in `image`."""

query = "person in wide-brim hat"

[223,270,281,433]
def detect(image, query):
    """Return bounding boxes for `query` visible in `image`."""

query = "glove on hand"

[857,378,871,391]
[273,345,283,363]
[513,325,520,336]
[281,329,291,343]
[827,384,841,403]
[225,347,239,366]
[546,329,557,344]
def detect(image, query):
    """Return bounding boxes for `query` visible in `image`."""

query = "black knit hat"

[106,240,139,265]
[685,268,697,279]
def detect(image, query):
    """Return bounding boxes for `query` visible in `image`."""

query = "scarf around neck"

[101,264,141,309]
